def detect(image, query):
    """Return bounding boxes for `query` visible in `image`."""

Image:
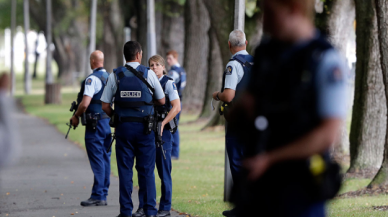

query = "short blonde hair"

[149,55,168,75]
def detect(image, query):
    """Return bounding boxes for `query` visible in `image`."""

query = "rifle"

[155,121,166,160]
[106,133,116,153]
[65,101,78,139]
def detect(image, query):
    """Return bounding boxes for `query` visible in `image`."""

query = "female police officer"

[133,55,181,217]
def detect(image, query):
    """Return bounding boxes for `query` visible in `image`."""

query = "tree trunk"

[368,0,388,188]
[29,0,88,85]
[200,29,223,119]
[182,0,211,111]
[156,0,185,64]
[10,0,16,96]
[135,0,149,66]
[202,0,235,126]
[326,0,355,156]
[24,0,31,94]
[245,0,263,54]
[348,0,386,176]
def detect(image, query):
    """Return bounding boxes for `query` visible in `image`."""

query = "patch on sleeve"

[328,67,344,83]
[172,82,177,90]
[85,78,93,85]
[225,66,233,75]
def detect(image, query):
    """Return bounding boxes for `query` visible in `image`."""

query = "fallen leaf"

[6,192,10,195]
[71,213,74,215]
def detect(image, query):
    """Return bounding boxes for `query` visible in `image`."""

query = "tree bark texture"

[369,0,388,188]
[202,0,235,126]
[348,0,386,174]
[100,0,124,73]
[155,0,185,65]
[135,0,149,66]
[200,28,223,119]
[326,0,355,156]
[182,0,210,111]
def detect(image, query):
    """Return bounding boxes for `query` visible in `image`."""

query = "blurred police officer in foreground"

[212,29,253,217]
[166,50,186,160]
[229,0,347,216]
[70,50,112,207]
[135,55,181,217]
[101,41,165,217]
[0,73,20,169]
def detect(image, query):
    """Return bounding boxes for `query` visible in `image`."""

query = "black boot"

[80,198,107,207]
[133,208,146,217]
[156,210,171,217]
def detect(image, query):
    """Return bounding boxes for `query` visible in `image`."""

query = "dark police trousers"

[139,129,173,211]
[85,118,112,201]
[225,123,244,184]
[171,104,181,158]
[115,122,157,216]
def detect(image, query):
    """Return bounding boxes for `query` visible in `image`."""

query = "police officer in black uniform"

[229,0,348,216]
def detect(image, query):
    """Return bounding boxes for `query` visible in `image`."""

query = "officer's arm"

[162,99,181,125]
[218,89,236,103]
[102,102,114,117]
[74,96,92,117]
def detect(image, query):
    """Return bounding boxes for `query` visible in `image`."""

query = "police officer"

[212,29,253,217]
[134,55,181,217]
[229,0,348,216]
[166,50,186,160]
[69,50,111,206]
[101,41,165,217]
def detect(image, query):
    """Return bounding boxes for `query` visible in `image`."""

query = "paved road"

[0,107,186,217]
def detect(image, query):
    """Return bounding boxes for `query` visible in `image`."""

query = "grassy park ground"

[11,74,388,217]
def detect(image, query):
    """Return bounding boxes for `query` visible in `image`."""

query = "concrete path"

[0,107,186,217]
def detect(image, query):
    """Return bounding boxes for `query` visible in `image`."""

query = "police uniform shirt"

[168,63,181,84]
[83,69,106,98]
[100,62,165,103]
[159,75,179,102]
[315,49,349,119]
[224,50,249,90]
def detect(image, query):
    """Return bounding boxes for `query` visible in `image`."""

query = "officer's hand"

[243,154,271,181]
[70,115,79,127]
[212,91,220,101]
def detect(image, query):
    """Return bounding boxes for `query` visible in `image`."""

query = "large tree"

[348,0,386,176]
[182,0,211,111]
[29,0,89,85]
[99,0,124,73]
[369,0,388,188]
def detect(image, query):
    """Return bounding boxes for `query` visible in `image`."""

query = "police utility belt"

[109,112,155,135]
[81,113,110,130]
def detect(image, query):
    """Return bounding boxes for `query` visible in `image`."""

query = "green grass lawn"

[15,76,388,217]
